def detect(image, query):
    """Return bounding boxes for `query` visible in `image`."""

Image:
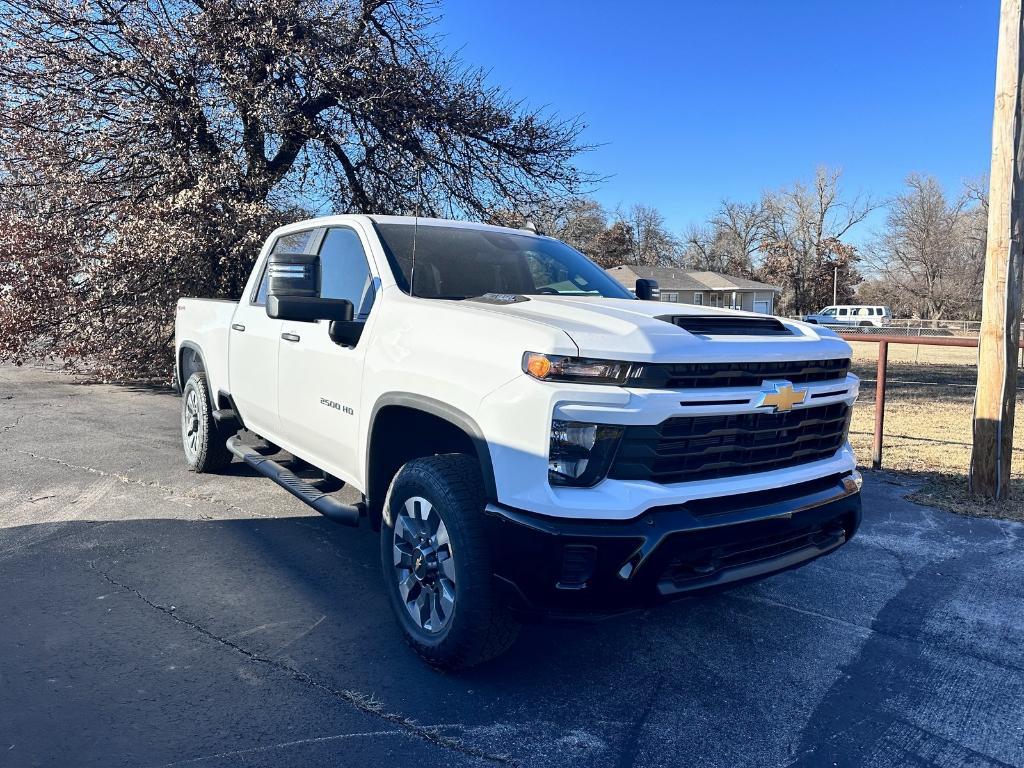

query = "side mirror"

[635,278,660,301]
[267,252,319,297]
[267,295,354,323]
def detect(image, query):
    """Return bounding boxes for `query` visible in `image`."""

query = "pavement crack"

[730,592,1024,676]
[91,565,517,766]
[1,415,24,434]
[15,449,266,518]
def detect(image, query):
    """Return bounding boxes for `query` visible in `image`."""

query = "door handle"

[281,332,301,342]
[231,323,246,332]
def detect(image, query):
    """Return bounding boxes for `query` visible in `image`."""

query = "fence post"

[872,340,888,470]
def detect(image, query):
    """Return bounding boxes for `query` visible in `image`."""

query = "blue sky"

[437,1,999,243]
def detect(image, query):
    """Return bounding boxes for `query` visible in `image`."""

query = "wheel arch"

[177,341,207,392]
[366,394,497,525]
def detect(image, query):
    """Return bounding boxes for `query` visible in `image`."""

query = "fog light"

[548,420,623,487]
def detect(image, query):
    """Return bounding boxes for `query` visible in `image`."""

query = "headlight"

[549,419,624,487]
[523,352,631,385]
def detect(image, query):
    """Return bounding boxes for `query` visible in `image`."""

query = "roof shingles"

[606,265,779,293]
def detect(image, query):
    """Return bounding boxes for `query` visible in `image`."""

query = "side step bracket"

[226,436,362,526]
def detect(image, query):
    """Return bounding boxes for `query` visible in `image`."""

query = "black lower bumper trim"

[485,473,862,619]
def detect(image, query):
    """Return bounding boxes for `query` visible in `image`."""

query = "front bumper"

[486,471,862,619]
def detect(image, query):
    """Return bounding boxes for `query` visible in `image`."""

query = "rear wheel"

[181,372,233,473]
[380,454,519,670]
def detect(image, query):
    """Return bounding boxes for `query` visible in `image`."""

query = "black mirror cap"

[266,295,354,323]
[329,320,365,347]
[635,278,660,301]
[268,252,319,298]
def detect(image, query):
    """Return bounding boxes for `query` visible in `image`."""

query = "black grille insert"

[627,358,850,390]
[609,402,851,484]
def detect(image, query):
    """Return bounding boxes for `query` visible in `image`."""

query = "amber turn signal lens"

[525,353,552,379]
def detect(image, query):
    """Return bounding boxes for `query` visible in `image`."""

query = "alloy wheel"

[392,495,456,633]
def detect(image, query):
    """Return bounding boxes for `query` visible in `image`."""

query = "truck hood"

[456,296,852,362]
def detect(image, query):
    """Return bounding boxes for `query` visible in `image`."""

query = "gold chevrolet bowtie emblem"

[756,381,807,413]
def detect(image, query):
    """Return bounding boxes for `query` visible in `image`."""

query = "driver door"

[276,225,378,484]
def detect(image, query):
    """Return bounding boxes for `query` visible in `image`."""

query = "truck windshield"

[374,223,634,300]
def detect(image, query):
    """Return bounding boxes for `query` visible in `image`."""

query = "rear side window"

[253,229,315,305]
[319,227,376,319]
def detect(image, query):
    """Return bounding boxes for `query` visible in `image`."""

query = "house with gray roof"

[606,265,780,315]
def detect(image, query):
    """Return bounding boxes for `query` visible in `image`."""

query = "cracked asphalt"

[2,364,1024,768]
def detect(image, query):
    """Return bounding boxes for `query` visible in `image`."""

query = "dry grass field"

[846,340,1024,520]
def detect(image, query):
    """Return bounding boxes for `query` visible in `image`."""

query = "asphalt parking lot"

[2,365,1023,768]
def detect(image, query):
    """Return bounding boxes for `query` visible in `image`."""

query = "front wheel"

[380,454,519,670]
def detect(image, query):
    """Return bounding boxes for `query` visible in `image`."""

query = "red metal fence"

[842,333,1024,470]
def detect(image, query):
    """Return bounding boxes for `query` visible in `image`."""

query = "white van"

[804,305,892,327]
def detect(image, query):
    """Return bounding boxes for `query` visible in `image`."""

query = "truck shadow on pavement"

[2,501,1023,768]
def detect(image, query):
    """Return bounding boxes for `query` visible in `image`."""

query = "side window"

[838,308,848,316]
[253,229,315,305]
[319,227,375,319]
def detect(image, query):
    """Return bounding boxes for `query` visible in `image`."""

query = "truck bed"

[174,298,236,397]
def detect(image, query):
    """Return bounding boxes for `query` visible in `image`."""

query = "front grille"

[609,402,851,484]
[626,358,850,390]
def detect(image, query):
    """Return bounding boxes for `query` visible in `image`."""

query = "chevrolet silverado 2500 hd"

[175,215,862,669]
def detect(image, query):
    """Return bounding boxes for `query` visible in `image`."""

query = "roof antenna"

[409,126,424,297]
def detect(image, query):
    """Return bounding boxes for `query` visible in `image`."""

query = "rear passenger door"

[276,225,379,483]
[228,228,316,440]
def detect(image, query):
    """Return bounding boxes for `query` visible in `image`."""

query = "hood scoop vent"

[658,314,793,337]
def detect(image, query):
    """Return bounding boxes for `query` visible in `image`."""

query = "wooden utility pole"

[971,0,1024,498]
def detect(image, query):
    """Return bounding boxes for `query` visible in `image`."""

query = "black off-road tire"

[181,372,233,473]
[380,454,520,670]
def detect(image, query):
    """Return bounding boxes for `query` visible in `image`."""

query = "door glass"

[838,308,848,316]
[319,228,375,319]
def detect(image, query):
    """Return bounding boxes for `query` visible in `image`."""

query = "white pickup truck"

[175,215,862,669]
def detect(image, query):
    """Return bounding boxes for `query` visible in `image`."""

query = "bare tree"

[710,200,768,277]
[486,197,633,267]
[0,0,592,378]
[617,203,680,266]
[682,224,717,270]
[758,167,875,315]
[863,174,985,320]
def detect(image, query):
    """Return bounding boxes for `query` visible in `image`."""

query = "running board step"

[226,436,362,526]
